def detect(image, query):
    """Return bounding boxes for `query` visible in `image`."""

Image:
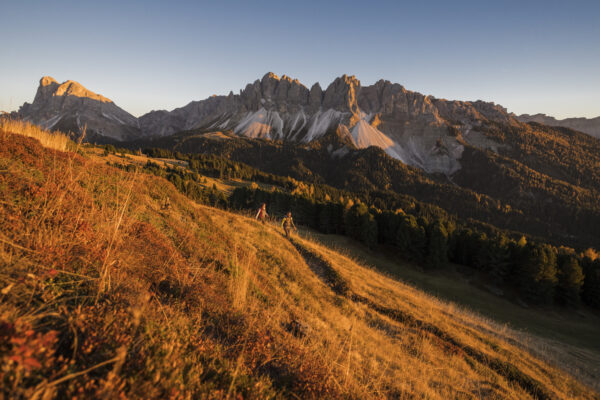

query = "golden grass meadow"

[0,122,597,399]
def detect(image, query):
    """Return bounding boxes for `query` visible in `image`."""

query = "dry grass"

[0,126,597,399]
[303,230,600,389]
[0,119,71,152]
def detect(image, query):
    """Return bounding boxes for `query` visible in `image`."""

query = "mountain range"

[13,73,526,175]
[9,74,600,249]
[13,74,599,175]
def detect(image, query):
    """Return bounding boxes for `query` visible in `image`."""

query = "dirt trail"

[289,238,555,400]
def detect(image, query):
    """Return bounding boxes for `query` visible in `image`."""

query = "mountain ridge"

[516,113,600,138]
[137,72,522,175]
[14,73,600,179]
[15,73,521,175]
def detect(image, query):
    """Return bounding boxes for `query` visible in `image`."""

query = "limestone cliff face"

[516,113,600,138]
[139,73,520,174]
[17,73,523,174]
[18,77,140,141]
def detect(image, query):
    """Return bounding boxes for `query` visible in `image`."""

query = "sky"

[0,0,599,118]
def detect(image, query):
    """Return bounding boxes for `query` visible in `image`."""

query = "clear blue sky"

[1,0,599,118]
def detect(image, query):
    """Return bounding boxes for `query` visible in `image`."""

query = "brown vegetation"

[0,126,597,398]
[0,119,71,152]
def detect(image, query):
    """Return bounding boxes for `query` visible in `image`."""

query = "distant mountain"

[14,74,600,182]
[140,72,517,175]
[17,76,140,141]
[516,113,600,138]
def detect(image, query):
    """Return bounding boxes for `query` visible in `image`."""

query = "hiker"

[255,203,268,224]
[281,211,297,238]
[162,197,171,210]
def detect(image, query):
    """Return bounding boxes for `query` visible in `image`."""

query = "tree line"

[110,147,600,309]
[230,186,600,309]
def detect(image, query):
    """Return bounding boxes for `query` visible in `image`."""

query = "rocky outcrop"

[17,73,524,175]
[516,113,600,138]
[18,76,140,142]
[138,72,520,175]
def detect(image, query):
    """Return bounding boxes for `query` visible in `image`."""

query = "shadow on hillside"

[289,238,555,400]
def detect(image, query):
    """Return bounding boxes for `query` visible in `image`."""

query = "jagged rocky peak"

[136,72,523,175]
[35,76,111,103]
[357,79,400,111]
[259,72,309,105]
[323,74,361,113]
[18,76,139,142]
[308,82,323,111]
[40,76,58,87]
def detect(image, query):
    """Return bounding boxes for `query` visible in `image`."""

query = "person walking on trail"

[255,203,268,224]
[281,211,297,238]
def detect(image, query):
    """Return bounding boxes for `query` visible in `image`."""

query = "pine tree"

[473,233,491,270]
[517,244,558,304]
[360,210,378,249]
[395,214,413,256]
[318,203,334,234]
[375,210,401,245]
[425,220,448,269]
[556,256,584,307]
[396,214,426,263]
[344,203,377,248]
[449,229,468,266]
[487,235,512,284]
[581,258,600,308]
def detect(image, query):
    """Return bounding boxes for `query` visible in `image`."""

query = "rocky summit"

[139,72,518,175]
[17,76,140,141]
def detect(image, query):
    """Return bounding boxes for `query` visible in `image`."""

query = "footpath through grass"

[302,229,600,383]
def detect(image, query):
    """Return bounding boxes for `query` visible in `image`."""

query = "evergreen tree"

[487,235,512,284]
[360,210,378,249]
[344,203,378,248]
[581,258,600,308]
[449,228,477,267]
[473,233,491,270]
[517,243,558,304]
[343,203,361,241]
[396,214,426,263]
[556,256,584,307]
[425,220,448,269]
[332,203,346,235]
[318,203,334,234]
[376,211,402,245]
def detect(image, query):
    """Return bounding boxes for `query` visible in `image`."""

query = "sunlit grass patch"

[0,118,71,152]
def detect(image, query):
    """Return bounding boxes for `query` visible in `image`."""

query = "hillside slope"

[131,128,600,250]
[0,129,597,399]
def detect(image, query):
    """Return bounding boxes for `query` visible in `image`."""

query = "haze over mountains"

[516,113,600,138]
